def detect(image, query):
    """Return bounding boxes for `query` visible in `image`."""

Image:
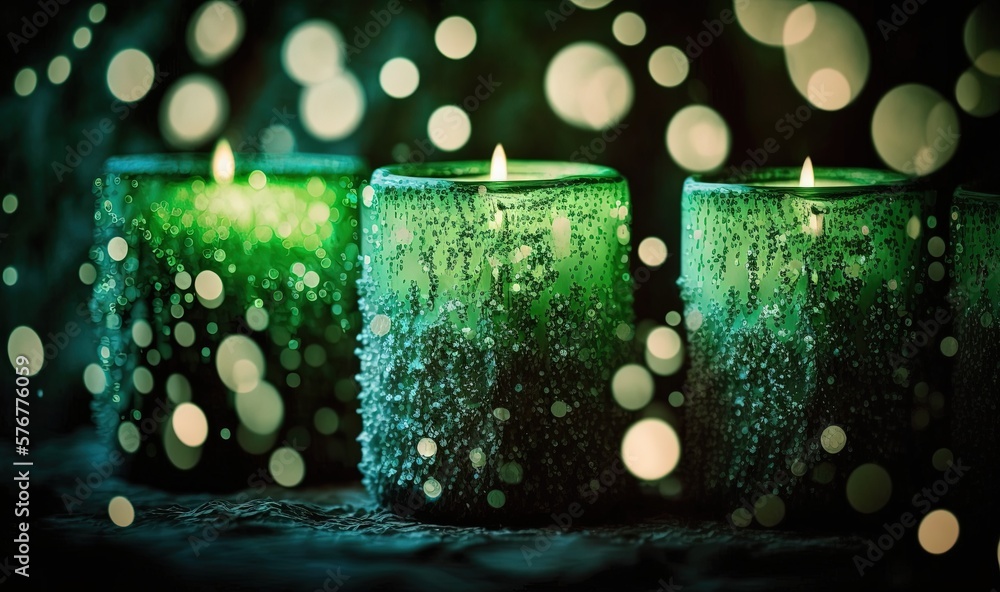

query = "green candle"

[947,183,999,506]
[679,165,933,525]
[357,152,633,522]
[90,143,367,489]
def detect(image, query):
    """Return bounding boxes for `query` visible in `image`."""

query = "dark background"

[0,0,995,448]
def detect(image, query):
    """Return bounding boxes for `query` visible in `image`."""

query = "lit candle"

[357,146,634,522]
[90,142,367,489]
[679,159,933,525]
[947,182,999,508]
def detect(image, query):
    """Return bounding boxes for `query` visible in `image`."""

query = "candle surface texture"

[358,160,633,521]
[91,153,367,489]
[679,167,933,521]
[948,184,999,506]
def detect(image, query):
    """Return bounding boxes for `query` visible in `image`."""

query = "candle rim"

[955,181,1000,202]
[102,152,368,177]
[687,167,919,196]
[372,159,623,189]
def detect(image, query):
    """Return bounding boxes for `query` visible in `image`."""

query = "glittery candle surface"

[357,161,634,522]
[947,185,999,504]
[679,168,933,521]
[90,154,367,489]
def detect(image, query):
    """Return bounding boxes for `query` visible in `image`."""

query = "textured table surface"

[7,431,994,591]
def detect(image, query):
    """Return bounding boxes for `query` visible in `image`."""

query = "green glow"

[358,160,633,520]
[90,153,366,485]
[680,167,932,511]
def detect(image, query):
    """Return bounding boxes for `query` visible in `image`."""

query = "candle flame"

[490,143,507,181]
[799,156,814,188]
[212,139,235,185]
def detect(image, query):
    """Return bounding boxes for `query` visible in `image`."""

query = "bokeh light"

[13,68,36,97]
[380,57,420,99]
[236,381,284,434]
[79,262,97,285]
[270,447,305,487]
[83,363,107,395]
[783,2,869,111]
[282,20,343,85]
[216,335,265,393]
[435,16,477,60]
[754,494,786,527]
[161,74,229,148]
[846,463,892,514]
[8,326,44,376]
[736,0,807,46]
[965,0,1000,76]
[73,27,92,49]
[956,67,1000,117]
[301,72,366,141]
[2,193,17,214]
[637,236,668,267]
[48,56,71,85]
[108,496,134,527]
[166,373,193,404]
[820,425,847,454]
[571,0,613,8]
[188,0,245,66]
[648,46,689,88]
[918,510,960,554]
[89,3,107,24]
[611,364,655,410]
[427,105,471,151]
[107,49,154,102]
[314,407,339,435]
[2,267,17,286]
[545,42,633,130]
[872,84,960,176]
[164,416,202,469]
[621,418,681,480]
[612,12,646,46]
[666,105,730,172]
[172,402,209,447]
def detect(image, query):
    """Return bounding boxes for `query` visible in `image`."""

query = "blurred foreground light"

[571,0,613,8]
[301,72,365,140]
[427,105,471,151]
[648,46,689,88]
[282,20,344,85]
[73,27,92,49]
[736,0,807,47]
[965,0,1000,76]
[48,55,71,84]
[161,75,229,148]
[872,84,960,176]
[188,0,245,66]
[846,463,892,514]
[637,236,668,267]
[8,326,44,376]
[612,12,646,46]
[173,402,209,447]
[270,447,305,487]
[435,16,477,60]
[108,496,134,527]
[89,3,107,24]
[545,42,633,130]
[107,49,154,102]
[783,2,869,111]
[666,105,730,172]
[612,364,654,410]
[918,510,960,554]
[622,418,681,480]
[380,57,420,98]
[14,68,36,97]
[956,67,1000,117]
